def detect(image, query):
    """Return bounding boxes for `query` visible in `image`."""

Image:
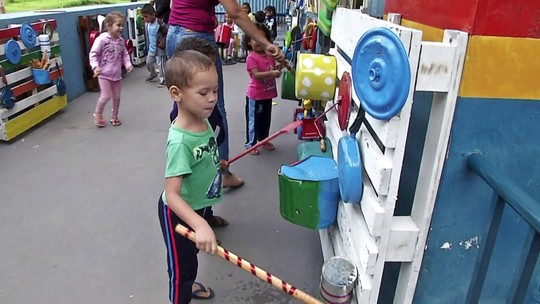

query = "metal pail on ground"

[320,257,358,303]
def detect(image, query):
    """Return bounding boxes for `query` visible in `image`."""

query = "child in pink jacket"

[89,11,133,127]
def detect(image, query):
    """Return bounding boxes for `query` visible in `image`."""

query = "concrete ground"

[0,61,323,303]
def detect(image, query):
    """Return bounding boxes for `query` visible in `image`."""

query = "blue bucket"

[32,69,51,85]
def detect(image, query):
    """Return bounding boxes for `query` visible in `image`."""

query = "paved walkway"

[0,61,323,303]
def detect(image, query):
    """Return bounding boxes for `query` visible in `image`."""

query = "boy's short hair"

[242,22,272,51]
[141,4,156,15]
[254,11,266,23]
[165,50,215,89]
[175,37,216,58]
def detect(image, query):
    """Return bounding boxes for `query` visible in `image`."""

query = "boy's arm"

[165,176,217,254]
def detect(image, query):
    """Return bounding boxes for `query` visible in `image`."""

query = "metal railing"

[466,153,540,304]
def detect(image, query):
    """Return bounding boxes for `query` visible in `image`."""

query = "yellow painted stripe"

[460,36,540,99]
[3,95,67,141]
[383,17,445,42]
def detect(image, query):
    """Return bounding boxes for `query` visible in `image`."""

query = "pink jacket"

[89,33,132,81]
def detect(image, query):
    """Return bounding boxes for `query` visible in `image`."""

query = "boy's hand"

[194,222,217,254]
[219,160,229,171]
[93,67,100,77]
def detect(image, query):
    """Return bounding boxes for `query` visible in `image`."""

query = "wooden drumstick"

[283,61,295,75]
[175,224,322,304]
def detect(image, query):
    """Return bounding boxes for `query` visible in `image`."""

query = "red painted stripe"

[281,281,288,292]
[224,249,230,261]
[385,0,540,38]
[289,286,297,295]
[0,20,57,40]
[166,208,180,304]
[237,257,242,267]
[250,263,256,275]
[11,68,63,97]
[473,0,540,38]
[385,0,477,33]
[266,272,272,284]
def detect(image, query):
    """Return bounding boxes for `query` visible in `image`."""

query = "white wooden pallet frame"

[127,8,146,66]
[319,7,468,304]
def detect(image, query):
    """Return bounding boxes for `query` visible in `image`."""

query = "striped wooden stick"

[175,224,322,304]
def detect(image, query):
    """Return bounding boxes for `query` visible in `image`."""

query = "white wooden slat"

[0,85,58,119]
[0,57,63,90]
[359,177,385,237]
[394,30,469,304]
[331,8,418,65]
[329,48,400,149]
[337,203,379,275]
[0,32,60,56]
[386,216,419,262]
[324,224,373,303]
[319,228,335,261]
[358,118,393,196]
[415,42,458,92]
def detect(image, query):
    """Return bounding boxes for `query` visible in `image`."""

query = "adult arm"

[219,0,284,62]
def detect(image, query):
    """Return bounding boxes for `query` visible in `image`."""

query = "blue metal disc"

[352,27,411,120]
[2,88,15,109]
[5,39,22,64]
[20,23,37,48]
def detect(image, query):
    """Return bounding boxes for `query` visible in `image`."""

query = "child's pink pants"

[95,78,122,117]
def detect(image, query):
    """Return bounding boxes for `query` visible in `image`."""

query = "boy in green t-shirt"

[158,50,224,304]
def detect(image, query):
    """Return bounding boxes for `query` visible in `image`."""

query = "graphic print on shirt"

[101,39,124,67]
[261,60,276,92]
[193,137,222,199]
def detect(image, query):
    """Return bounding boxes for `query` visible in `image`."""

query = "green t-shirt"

[161,121,222,210]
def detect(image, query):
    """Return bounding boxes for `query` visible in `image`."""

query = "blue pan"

[337,108,364,204]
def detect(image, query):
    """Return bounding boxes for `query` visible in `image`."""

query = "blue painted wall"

[0,3,145,102]
[413,97,540,303]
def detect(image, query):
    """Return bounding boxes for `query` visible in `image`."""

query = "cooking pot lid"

[280,156,338,181]
[337,71,351,131]
[20,23,37,48]
[5,40,22,64]
[352,27,411,120]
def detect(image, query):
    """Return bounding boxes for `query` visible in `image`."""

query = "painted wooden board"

[415,42,458,92]
[0,95,67,141]
[0,33,59,57]
[394,30,469,304]
[320,7,424,304]
[0,18,66,141]
[386,216,419,262]
[0,20,57,40]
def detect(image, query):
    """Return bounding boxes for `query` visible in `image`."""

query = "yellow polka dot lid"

[295,53,337,101]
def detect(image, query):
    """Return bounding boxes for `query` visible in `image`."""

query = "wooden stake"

[175,224,322,304]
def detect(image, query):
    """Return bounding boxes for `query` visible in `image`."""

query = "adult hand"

[264,44,285,63]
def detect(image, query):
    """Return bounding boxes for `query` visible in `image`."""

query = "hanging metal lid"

[352,27,411,120]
